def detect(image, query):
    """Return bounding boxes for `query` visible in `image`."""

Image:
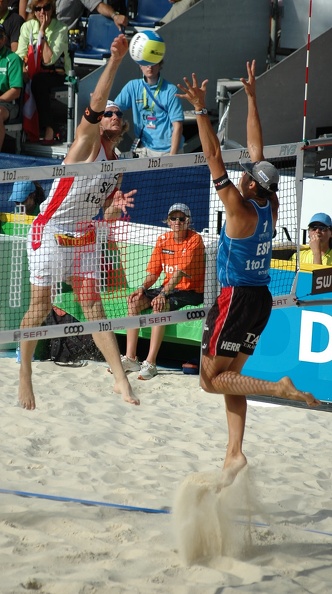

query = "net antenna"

[302,0,313,144]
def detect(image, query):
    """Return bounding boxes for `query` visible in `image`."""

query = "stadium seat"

[74,15,119,66]
[129,0,171,28]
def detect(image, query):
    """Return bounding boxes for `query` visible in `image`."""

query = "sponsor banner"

[314,148,332,176]
[0,308,210,345]
[312,267,332,294]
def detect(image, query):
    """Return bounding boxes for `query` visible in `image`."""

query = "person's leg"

[19,284,52,410]
[31,72,65,140]
[125,292,152,360]
[144,325,166,365]
[0,104,9,150]
[200,351,320,487]
[76,277,139,405]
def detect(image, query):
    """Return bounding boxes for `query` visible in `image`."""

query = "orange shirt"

[147,230,205,293]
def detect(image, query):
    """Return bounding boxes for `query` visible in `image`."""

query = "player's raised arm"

[240,60,264,163]
[66,35,129,163]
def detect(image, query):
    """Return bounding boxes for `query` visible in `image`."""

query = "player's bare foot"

[113,377,140,405]
[218,453,247,489]
[18,369,36,410]
[277,377,320,407]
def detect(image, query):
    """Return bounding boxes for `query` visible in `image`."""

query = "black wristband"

[83,105,104,124]
[213,174,231,191]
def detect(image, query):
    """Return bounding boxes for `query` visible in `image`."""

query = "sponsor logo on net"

[64,324,84,335]
[186,309,206,320]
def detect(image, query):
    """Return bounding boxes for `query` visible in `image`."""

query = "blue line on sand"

[0,488,170,514]
[1,487,332,538]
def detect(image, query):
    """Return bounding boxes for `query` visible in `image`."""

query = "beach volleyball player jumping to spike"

[176,61,320,488]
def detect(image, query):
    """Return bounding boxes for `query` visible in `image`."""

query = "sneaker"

[138,360,158,380]
[121,355,141,373]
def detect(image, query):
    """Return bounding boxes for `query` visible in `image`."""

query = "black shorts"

[202,285,272,358]
[144,287,203,311]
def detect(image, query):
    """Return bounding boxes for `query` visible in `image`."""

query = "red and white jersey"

[40,144,118,232]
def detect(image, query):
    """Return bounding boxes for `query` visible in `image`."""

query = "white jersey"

[38,144,118,235]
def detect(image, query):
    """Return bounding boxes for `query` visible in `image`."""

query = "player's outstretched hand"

[176,73,209,110]
[240,60,257,98]
[112,188,136,215]
[110,34,128,61]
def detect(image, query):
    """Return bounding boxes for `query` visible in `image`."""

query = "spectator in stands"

[114,61,184,157]
[0,24,23,151]
[290,213,332,266]
[158,0,200,25]
[16,0,71,144]
[9,0,30,19]
[0,0,24,51]
[8,180,45,215]
[19,34,139,411]
[120,203,205,380]
[55,0,128,31]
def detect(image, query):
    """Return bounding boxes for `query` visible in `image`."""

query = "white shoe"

[138,360,158,380]
[121,355,141,373]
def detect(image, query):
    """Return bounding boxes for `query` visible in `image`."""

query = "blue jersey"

[114,76,184,152]
[217,200,273,287]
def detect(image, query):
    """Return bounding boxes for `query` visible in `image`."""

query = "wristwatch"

[194,108,208,115]
[112,11,120,18]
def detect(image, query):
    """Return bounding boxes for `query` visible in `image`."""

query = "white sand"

[0,357,331,593]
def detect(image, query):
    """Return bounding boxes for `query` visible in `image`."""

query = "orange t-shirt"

[147,230,205,293]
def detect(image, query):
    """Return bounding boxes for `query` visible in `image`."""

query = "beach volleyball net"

[0,145,302,346]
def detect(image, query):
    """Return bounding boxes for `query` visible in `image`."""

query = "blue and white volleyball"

[129,30,166,66]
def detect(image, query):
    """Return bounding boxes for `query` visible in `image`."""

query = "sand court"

[0,357,331,593]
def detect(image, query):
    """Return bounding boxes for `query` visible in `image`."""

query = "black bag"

[45,308,105,366]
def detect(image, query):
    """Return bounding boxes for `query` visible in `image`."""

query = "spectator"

[114,61,184,157]
[9,0,30,19]
[290,213,332,266]
[55,0,128,31]
[121,203,205,380]
[0,24,23,151]
[159,0,200,26]
[8,180,45,215]
[0,0,24,52]
[16,0,71,144]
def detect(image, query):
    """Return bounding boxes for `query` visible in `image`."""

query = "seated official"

[290,212,332,266]
[120,203,205,380]
[8,180,46,215]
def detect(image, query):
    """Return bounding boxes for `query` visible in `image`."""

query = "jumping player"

[19,34,139,410]
[176,61,320,486]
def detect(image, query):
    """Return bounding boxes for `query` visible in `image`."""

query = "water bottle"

[15,344,21,363]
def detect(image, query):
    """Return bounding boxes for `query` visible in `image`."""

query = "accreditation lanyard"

[0,10,9,24]
[142,77,163,112]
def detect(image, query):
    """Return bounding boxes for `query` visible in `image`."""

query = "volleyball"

[129,30,166,66]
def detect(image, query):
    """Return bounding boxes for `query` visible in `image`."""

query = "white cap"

[105,100,120,112]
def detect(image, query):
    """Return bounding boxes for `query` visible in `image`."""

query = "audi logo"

[186,310,206,320]
[64,324,84,335]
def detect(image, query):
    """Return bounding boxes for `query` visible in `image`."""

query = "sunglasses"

[309,224,329,231]
[169,216,187,222]
[35,3,52,11]
[103,110,123,119]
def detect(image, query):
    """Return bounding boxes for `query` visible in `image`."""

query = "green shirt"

[0,45,23,95]
[16,18,71,74]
